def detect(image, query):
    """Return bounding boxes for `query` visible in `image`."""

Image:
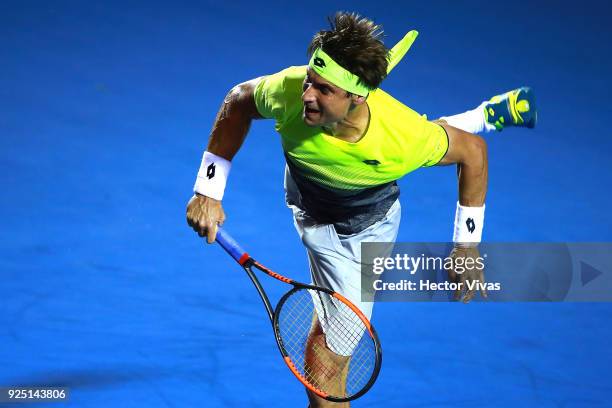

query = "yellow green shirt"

[254,66,448,190]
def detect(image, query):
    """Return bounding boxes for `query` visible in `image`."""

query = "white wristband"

[193,151,231,200]
[452,202,485,244]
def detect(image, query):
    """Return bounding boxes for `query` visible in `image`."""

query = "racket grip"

[215,227,249,264]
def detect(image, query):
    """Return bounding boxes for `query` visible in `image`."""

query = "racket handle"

[215,227,249,264]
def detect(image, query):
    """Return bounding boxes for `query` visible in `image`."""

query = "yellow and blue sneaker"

[484,87,537,131]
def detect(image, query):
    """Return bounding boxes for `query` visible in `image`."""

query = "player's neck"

[324,102,370,143]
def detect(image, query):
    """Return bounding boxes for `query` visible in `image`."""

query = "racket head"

[272,286,382,402]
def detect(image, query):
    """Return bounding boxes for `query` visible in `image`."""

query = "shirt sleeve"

[255,67,306,123]
[253,66,306,123]
[253,75,282,120]
[419,121,450,167]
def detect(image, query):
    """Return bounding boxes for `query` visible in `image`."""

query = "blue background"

[1,0,611,406]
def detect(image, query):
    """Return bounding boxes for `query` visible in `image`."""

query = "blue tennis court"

[2,1,611,406]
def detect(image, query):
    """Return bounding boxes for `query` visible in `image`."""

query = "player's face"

[302,69,353,127]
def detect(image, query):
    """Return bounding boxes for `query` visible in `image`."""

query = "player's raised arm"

[435,122,489,302]
[186,77,265,243]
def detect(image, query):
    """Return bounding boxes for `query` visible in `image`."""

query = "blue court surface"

[2,1,612,407]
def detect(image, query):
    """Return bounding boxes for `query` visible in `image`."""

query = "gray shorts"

[284,167,401,320]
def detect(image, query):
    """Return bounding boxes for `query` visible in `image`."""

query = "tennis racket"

[214,227,382,402]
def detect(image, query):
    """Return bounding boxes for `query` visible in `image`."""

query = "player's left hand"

[446,245,488,303]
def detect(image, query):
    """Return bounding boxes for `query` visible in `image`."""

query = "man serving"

[186,12,536,407]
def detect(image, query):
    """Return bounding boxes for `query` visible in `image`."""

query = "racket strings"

[277,288,377,398]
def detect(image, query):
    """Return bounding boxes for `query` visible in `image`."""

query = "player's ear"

[351,94,367,105]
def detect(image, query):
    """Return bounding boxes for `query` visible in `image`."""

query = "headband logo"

[313,57,326,68]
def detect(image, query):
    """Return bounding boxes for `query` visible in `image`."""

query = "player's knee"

[468,134,488,164]
[472,134,487,152]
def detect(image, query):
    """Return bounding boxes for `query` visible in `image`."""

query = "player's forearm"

[207,80,262,160]
[190,79,262,206]
[456,136,488,206]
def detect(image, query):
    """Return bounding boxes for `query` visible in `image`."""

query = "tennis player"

[186,12,536,407]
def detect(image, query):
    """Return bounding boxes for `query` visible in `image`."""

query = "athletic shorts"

[284,166,401,321]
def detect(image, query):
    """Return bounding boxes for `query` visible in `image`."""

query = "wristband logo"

[206,163,216,179]
[466,218,476,233]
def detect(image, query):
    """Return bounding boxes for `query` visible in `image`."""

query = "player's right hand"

[186,194,226,244]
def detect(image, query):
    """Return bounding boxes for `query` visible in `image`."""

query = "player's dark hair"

[308,12,388,91]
